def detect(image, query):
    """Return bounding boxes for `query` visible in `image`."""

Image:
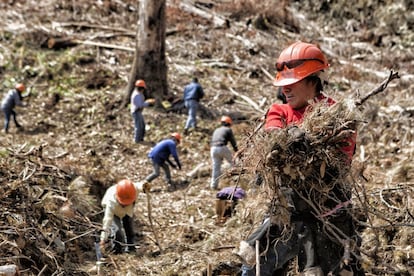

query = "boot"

[167,181,176,192]
[234,240,256,266]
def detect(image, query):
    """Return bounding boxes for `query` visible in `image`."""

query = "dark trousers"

[112,215,135,253]
[146,160,172,185]
[241,186,365,275]
[2,108,20,131]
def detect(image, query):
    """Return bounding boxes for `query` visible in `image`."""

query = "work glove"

[145,98,156,105]
[288,125,305,141]
[234,240,256,267]
[142,181,151,193]
[287,126,310,153]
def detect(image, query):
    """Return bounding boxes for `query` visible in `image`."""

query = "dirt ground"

[0,0,413,275]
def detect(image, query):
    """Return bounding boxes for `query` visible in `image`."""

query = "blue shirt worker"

[1,83,26,133]
[130,79,155,143]
[210,116,238,190]
[99,179,150,254]
[183,77,204,134]
[145,133,182,191]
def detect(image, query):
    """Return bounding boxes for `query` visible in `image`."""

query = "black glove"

[288,126,305,141]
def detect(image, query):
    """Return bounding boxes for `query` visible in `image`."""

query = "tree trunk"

[124,0,168,105]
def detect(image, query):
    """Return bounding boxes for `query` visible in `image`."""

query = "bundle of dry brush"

[248,97,359,224]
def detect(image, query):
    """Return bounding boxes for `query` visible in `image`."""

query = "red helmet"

[221,116,232,125]
[171,132,182,144]
[273,41,329,86]
[15,83,25,92]
[135,79,146,88]
[115,179,136,205]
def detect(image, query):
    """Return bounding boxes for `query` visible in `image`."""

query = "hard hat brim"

[273,77,302,87]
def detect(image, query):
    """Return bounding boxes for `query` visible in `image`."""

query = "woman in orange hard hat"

[99,179,150,254]
[238,42,363,276]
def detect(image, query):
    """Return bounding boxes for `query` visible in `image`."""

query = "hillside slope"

[0,0,413,275]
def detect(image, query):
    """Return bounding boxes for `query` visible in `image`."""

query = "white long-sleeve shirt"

[100,181,144,241]
[130,89,149,113]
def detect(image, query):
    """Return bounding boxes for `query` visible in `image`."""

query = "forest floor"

[0,0,413,275]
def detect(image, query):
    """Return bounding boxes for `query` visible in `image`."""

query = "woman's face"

[282,78,317,109]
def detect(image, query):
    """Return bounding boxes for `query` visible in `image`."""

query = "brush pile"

[0,144,100,275]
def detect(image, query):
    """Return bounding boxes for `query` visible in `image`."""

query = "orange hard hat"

[135,79,146,88]
[221,115,232,125]
[15,83,25,92]
[171,132,182,143]
[273,41,329,87]
[115,179,136,205]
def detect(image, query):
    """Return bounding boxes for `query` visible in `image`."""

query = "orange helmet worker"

[1,83,27,133]
[100,179,148,254]
[145,134,182,191]
[210,115,238,190]
[131,79,151,143]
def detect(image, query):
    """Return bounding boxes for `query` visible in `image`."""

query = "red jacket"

[265,94,356,160]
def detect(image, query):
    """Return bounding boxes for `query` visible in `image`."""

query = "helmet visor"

[276,58,325,72]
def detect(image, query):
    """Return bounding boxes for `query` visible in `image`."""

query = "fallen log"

[47,37,134,52]
[179,0,227,27]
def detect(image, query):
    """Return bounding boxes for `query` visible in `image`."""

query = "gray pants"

[210,145,233,189]
[145,160,172,185]
[184,99,199,129]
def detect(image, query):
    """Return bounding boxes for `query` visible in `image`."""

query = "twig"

[211,245,236,252]
[146,192,163,253]
[63,229,95,244]
[355,70,400,106]
[108,255,119,270]
[229,87,265,114]
[379,188,399,210]
[52,21,135,35]
[260,66,274,80]
[37,264,48,276]
[207,263,212,276]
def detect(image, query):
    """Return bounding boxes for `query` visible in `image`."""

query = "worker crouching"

[100,179,150,254]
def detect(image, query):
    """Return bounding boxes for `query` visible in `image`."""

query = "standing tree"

[124,0,168,105]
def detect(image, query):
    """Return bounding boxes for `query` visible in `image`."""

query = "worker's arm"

[100,204,115,243]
